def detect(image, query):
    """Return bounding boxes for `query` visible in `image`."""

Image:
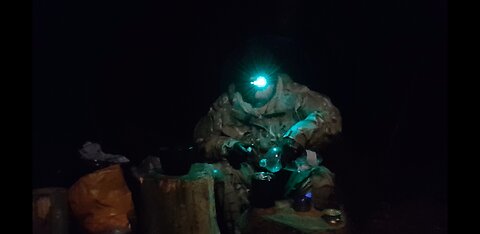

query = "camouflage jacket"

[194,74,342,160]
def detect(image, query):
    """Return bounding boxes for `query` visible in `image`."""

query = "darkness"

[33,0,447,233]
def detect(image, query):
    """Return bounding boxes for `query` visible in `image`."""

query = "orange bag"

[68,164,133,234]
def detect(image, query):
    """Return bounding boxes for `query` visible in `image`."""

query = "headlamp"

[250,76,268,89]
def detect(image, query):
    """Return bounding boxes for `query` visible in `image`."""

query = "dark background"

[33,0,447,233]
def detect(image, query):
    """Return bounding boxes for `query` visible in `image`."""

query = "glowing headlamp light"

[250,76,268,88]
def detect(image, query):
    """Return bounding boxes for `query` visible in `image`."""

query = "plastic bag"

[79,142,130,164]
[68,164,133,234]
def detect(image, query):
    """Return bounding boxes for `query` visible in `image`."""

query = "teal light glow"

[250,76,268,88]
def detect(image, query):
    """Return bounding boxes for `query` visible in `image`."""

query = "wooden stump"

[239,203,348,234]
[139,163,220,234]
[33,187,69,234]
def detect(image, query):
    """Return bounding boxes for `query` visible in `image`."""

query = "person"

[193,46,342,233]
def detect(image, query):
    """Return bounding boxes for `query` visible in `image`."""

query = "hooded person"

[193,40,341,233]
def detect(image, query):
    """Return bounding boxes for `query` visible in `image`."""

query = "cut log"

[33,187,69,234]
[139,163,220,234]
[239,204,348,234]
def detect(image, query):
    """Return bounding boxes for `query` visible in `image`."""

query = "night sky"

[33,0,446,230]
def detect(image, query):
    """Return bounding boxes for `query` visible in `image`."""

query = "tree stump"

[139,163,220,234]
[33,187,69,234]
[239,204,348,234]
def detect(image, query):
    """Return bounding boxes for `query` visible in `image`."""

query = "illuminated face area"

[245,75,276,106]
[252,76,274,101]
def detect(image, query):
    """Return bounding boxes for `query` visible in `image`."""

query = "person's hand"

[279,138,305,167]
[228,142,256,169]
